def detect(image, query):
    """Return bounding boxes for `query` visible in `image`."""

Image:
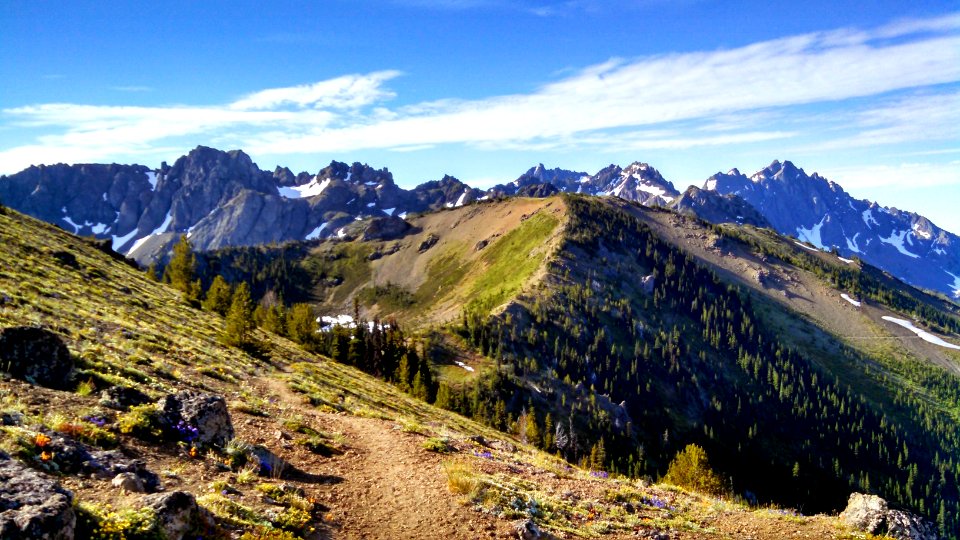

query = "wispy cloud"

[824,161,960,191]
[1,13,958,173]
[229,71,402,111]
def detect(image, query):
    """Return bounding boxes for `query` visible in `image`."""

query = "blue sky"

[2,1,959,232]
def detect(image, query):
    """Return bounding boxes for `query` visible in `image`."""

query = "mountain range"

[1,146,957,298]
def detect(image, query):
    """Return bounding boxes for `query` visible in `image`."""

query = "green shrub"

[422,437,452,453]
[662,443,727,496]
[117,404,164,441]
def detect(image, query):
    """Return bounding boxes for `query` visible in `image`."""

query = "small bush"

[117,404,164,441]
[75,502,162,540]
[297,436,342,457]
[272,506,312,533]
[662,443,728,496]
[422,437,452,453]
[443,460,479,496]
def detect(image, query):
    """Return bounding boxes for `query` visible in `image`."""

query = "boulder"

[840,493,939,540]
[362,216,411,241]
[157,391,234,447]
[99,385,152,411]
[87,450,161,493]
[0,326,74,389]
[514,518,541,539]
[141,491,214,540]
[0,453,76,540]
[111,472,145,493]
[417,234,439,253]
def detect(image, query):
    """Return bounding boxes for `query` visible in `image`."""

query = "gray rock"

[0,326,74,389]
[157,391,234,448]
[111,472,145,493]
[418,234,439,253]
[840,493,939,540]
[489,440,517,453]
[0,453,76,540]
[87,450,161,492]
[99,385,152,411]
[141,491,214,540]
[514,518,541,539]
[361,216,411,241]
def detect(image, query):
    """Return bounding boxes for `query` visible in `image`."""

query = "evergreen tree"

[262,303,287,337]
[222,282,255,347]
[163,235,201,303]
[662,444,726,496]
[286,303,318,348]
[395,353,413,392]
[202,275,233,315]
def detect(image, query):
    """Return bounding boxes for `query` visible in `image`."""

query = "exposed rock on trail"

[0,452,76,540]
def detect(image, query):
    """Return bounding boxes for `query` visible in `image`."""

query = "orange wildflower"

[40,451,54,461]
[34,433,52,448]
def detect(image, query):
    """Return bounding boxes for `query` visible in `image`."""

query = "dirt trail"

[256,376,512,539]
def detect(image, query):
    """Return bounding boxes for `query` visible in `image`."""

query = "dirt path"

[255,376,512,539]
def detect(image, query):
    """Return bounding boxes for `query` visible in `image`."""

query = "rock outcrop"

[0,452,76,540]
[141,491,214,540]
[840,493,940,540]
[0,326,74,389]
[157,391,234,447]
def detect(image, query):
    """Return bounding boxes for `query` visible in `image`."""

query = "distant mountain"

[701,160,960,298]
[2,148,957,298]
[672,185,772,228]
[0,146,480,264]
[493,161,680,206]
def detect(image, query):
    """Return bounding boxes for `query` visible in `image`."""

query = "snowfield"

[881,316,960,350]
[278,177,331,199]
[840,294,861,307]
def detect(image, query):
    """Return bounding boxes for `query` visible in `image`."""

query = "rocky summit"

[1,148,958,298]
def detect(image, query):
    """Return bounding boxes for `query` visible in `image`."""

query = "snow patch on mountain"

[145,171,158,190]
[845,233,861,253]
[279,176,330,199]
[305,222,329,241]
[882,316,960,350]
[912,222,932,240]
[947,271,960,299]
[383,208,396,216]
[840,294,861,307]
[129,211,172,254]
[879,230,920,259]
[111,227,139,252]
[796,215,827,249]
[862,209,879,228]
[63,215,81,233]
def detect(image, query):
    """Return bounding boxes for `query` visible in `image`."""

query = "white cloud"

[229,71,401,111]
[1,13,959,173]
[823,161,960,190]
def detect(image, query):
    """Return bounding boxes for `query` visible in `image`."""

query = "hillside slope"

[196,194,959,537]
[0,195,901,538]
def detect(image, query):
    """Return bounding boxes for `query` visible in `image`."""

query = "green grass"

[467,212,559,314]
[414,243,470,307]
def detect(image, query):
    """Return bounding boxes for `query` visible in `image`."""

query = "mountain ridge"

[1,147,957,298]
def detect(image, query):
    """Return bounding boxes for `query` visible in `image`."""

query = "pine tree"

[395,353,413,392]
[202,275,232,315]
[262,303,286,337]
[222,282,255,347]
[662,444,726,496]
[286,303,317,348]
[163,235,201,303]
